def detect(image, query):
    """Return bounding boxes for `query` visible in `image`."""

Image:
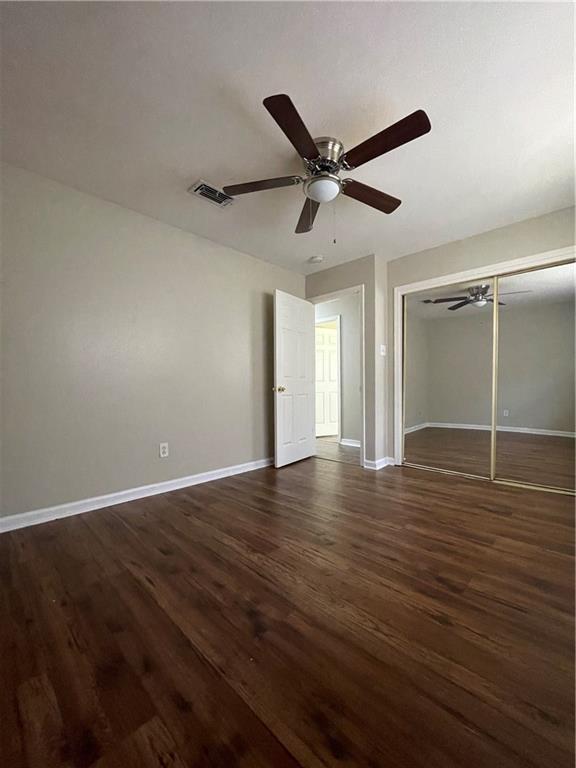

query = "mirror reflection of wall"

[496,262,575,490]
[404,280,494,477]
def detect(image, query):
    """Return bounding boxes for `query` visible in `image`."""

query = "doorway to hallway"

[314,292,363,466]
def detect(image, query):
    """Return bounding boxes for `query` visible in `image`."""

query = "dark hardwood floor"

[315,437,360,465]
[404,427,575,489]
[1,459,574,767]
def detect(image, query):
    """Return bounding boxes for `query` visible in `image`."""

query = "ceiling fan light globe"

[474,299,488,307]
[305,175,341,203]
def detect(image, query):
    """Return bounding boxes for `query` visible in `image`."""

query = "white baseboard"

[434,422,576,438]
[364,457,396,471]
[0,457,273,534]
[404,423,427,434]
[497,425,575,438]
[427,422,490,432]
[339,438,361,448]
[405,422,575,438]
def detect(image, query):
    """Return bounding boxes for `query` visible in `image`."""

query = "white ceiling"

[408,262,575,319]
[1,2,573,275]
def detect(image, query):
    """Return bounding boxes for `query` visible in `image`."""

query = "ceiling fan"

[222,94,431,234]
[422,284,531,311]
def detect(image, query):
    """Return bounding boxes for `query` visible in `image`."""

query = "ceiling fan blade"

[487,299,506,306]
[223,175,302,196]
[448,300,471,311]
[422,296,468,304]
[295,198,320,234]
[489,290,532,297]
[263,94,319,161]
[342,180,401,214]
[342,110,431,170]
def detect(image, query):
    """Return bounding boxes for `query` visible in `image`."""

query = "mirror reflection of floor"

[497,432,575,489]
[316,436,360,465]
[404,428,491,476]
[404,427,575,490]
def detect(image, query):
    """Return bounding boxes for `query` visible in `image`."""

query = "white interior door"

[315,321,340,437]
[274,290,315,468]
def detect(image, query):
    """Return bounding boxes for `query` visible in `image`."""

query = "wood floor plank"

[82,569,302,768]
[2,460,573,767]
[94,716,187,768]
[17,675,70,768]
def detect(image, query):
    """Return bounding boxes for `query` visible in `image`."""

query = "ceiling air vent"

[188,179,233,208]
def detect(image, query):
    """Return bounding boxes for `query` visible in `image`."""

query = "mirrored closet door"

[402,258,575,494]
[495,262,575,491]
[403,279,494,478]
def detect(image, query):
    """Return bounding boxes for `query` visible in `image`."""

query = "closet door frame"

[394,245,575,496]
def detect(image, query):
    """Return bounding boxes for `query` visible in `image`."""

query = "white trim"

[404,422,575,438]
[495,426,575,438]
[394,245,575,463]
[309,286,362,305]
[308,284,366,468]
[427,422,491,431]
[364,457,395,471]
[340,438,361,448]
[404,423,428,434]
[315,314,342,442]
[0,458,273,533]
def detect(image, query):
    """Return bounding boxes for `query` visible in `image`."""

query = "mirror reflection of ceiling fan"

[222,94,431,233]
[422,284,532,311]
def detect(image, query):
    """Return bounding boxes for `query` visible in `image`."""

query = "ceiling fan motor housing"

[469,284,491,298]
[308,137,344,171]
[303,137,345,202]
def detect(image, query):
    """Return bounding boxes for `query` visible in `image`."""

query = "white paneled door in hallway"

[315,319,340,437]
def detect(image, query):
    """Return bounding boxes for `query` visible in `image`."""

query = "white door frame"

[393,245,576,465]
[308,285,366,468]
[315,314,342,441]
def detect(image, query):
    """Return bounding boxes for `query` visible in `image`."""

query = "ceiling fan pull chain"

[331,201,337,245]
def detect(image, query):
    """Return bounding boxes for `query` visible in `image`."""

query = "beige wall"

[404,314,429,429]
[387,207,575,453]
[315,294,362,442]
[1,164,304,516]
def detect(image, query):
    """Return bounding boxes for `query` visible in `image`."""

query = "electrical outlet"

[503,409,510,417]
[159,442,169,459]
